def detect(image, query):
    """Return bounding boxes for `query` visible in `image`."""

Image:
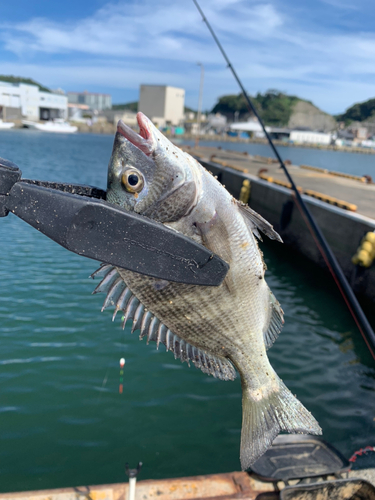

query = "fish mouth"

[117,112,153,156]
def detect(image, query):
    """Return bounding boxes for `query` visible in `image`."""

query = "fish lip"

[136,112,152,142]
[117,113,153,156]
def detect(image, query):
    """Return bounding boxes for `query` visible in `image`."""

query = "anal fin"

[161,329,236,381]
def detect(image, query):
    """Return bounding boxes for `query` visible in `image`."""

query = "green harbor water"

[0,129,374,493]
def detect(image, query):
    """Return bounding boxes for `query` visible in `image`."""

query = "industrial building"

[0,81,68,121]
[138,85,185,126]
[99,109,138,127]
[67,91,111,111]
[229,118,334,144]
[289,130,332,145]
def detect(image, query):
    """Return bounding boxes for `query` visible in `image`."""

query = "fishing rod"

[192,0,375,360]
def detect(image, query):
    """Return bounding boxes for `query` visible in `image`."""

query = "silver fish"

[92,112,321,469]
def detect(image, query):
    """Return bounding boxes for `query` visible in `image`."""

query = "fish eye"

[121,169,145,193]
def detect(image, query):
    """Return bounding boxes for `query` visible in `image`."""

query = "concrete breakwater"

[74,121,375,154]
[182,145,375,302]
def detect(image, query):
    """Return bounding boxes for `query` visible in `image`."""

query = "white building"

[230,118,271,138]
[138,85,185,126]
[0,81,68,121]
[290,130,332,145]
[67,91,111,111]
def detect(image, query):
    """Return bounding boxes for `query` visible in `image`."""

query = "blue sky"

[0,0,374,114]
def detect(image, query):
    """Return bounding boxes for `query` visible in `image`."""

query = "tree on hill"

[211,94,248,119]
[336,98,375,123]
[184,106,197,114]
[254,90,301,126]
[211,90,303,126]
[0,75,51,92]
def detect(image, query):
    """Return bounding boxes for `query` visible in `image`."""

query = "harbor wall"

[200,159,375,302]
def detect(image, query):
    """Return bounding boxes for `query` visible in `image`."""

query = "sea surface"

[0,129,374,493]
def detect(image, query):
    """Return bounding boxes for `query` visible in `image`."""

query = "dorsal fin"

[91,265,236,381]
[237,201,283,242]
[263,290,284,349]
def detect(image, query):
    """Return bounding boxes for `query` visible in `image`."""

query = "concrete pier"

[181,145,375,303]
[1,469,375,500]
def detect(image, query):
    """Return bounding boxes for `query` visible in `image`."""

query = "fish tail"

[240,373,322,471]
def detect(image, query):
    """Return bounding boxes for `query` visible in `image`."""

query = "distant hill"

[211,93,249,120]
[288,101,336,131]
[254,90,302,126]
[112,101,138,112]
[184,106,197,114]
[336,98,375,124]
[0,75,51,92]
[112,102,197,115]
[211,90,336,131]
[211,90,300,125]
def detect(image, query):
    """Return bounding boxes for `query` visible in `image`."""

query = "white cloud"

[0,0,374,113]
[319,0,358,10]
[0,1,283,58]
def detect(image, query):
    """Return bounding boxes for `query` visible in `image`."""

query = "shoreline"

[10,122,375,155]
[72,123,375,155]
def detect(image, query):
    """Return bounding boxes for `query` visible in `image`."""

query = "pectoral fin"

[237,201,283,242]
[195,213,235,292]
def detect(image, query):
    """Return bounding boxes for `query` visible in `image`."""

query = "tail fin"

[240,375,322,470]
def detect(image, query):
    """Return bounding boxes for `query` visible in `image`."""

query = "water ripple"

[0,356,63,365]
[0,131,374,493]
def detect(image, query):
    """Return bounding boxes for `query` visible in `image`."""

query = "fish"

[91,112,322,469]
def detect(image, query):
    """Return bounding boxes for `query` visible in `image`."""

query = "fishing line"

[119,357,125,394]
[192,0,375,361]
[293,193,375,358]
[349,446,375,466]
[96,359,112,406]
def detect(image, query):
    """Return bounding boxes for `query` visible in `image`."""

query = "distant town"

[0,75,375,150]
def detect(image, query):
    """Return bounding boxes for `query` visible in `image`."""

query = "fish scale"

[116,207,267,359]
